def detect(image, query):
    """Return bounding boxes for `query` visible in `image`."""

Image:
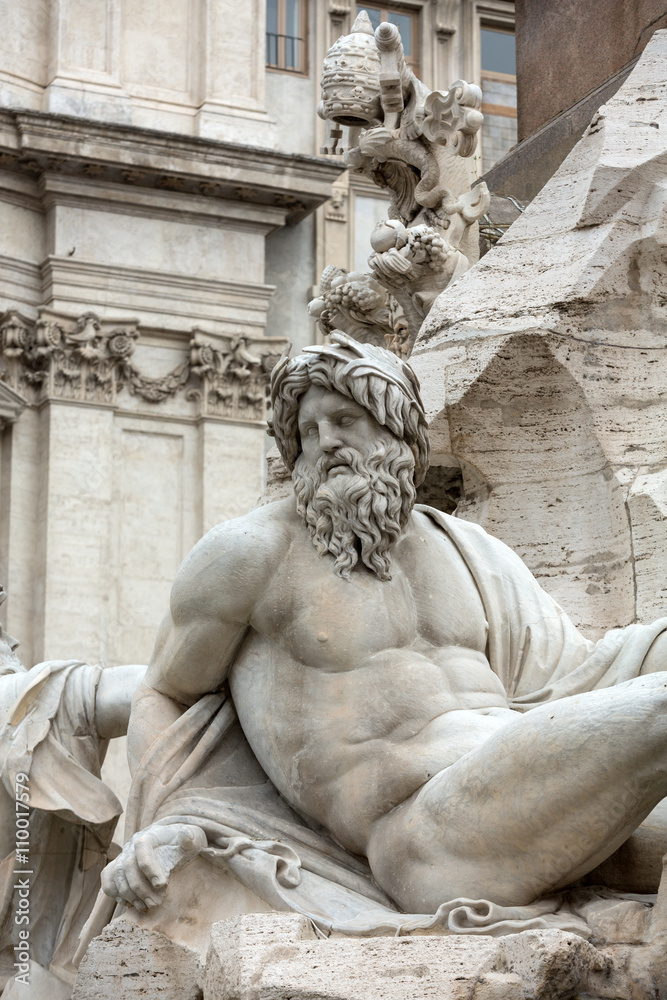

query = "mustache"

[315,448,363,476]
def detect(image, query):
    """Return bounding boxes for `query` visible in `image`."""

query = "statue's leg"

[581,796,667,892]
[367,673,667,911]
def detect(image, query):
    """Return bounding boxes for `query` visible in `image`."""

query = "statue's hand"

[101,823,206,911]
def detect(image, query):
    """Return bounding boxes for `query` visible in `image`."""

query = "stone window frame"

[266,0,310,76]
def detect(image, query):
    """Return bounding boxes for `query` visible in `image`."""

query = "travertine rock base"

[71,911,667,1000]
[72,920,201,1000]
[200,913,626,1000]
[411,29,667,636]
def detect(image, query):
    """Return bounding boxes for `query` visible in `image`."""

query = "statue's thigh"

[366,683,667,909]
[582,797,667,894]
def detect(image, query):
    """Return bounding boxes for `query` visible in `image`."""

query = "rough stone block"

[202,913,609,1000]
[412,30,667,636]
[72,919,202,1000]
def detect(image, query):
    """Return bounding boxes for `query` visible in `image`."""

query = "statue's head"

[269,332,429,581]
[0,587,24,675]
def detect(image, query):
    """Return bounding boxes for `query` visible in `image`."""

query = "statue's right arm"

[127,515,272,773]
[106,512,287,910]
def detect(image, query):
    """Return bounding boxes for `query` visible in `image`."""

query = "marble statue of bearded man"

[99,332,667,952]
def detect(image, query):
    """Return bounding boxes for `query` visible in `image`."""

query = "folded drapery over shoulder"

[417,507,667,708]
[123,507,666,940]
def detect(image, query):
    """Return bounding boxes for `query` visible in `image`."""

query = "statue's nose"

[319,423,343,452]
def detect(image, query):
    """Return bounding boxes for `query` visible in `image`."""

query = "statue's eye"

[338,414,356,426]
[302,424,318,437]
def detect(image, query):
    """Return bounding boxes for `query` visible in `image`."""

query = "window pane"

[481,28,515,75]
[285,36,297,68]
[266,33,278,65]
[358,6,381,32]
[285,0,299,38]
[388,12,411,57]
[266,0,278,35]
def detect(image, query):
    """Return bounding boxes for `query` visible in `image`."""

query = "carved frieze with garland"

[0,310,285,423]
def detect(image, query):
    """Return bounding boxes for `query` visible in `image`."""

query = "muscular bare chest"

[231,514,501,850]
[251,514,488,666]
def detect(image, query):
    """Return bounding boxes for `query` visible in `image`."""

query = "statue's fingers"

[101,861,119,899]
[135,835,168,890]
[124,853,162,906]
[114,866,147,911]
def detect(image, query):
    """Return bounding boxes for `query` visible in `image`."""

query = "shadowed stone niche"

[415,461,463,515]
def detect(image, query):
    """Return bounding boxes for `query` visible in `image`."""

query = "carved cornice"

[0,309,286,423]
[0,109,344,226]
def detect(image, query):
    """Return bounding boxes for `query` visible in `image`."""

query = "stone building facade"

[0,0,515,671]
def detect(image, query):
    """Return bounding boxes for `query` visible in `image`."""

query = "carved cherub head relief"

[269,332,430,580]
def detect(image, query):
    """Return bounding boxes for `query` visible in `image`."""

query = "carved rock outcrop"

[411,30,667,635]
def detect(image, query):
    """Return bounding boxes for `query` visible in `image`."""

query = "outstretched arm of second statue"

[107,515,272,911]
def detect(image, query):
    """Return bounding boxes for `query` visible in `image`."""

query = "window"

[356,4,420,77]
[266,0,308,74]
[481,26,515,76]
[480,23,516,172]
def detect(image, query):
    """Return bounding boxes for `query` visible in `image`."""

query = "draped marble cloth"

[0,662,120,989]
[125,507,667,940]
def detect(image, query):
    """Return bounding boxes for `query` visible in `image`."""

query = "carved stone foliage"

[0,310,285,423]
[312,11,490,354]
[308,266,410,356]
[189,332,282,421]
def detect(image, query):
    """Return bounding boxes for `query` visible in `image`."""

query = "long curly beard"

[293,438,416,582]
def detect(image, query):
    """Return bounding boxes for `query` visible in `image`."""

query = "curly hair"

[269,332,429,487]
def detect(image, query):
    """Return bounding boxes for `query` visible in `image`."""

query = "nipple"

[317,632,328,643]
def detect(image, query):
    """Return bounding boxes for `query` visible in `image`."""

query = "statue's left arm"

[94,663,148,739]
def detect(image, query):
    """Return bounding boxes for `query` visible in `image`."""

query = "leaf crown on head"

[269,331,430,487]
